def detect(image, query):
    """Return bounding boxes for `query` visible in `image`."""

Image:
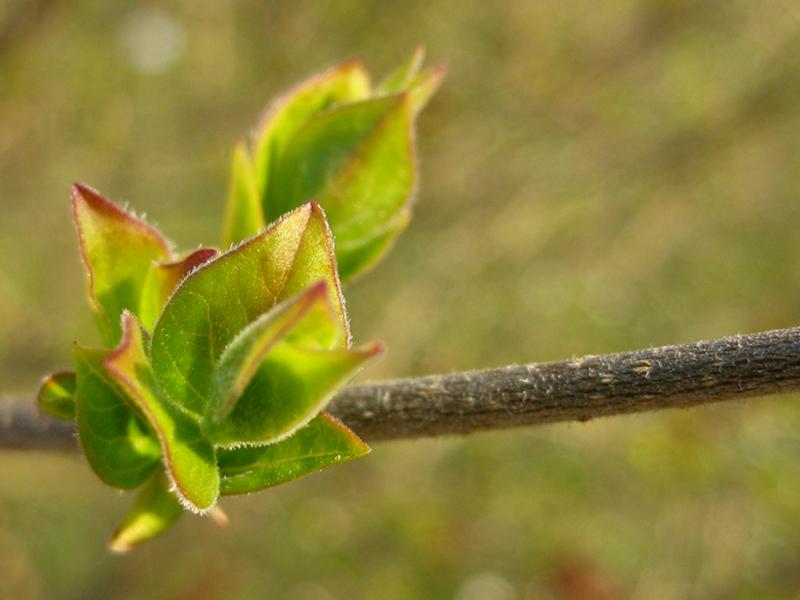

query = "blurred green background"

[3,0,800,598]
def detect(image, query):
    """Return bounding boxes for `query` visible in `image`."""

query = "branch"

[3,326,800,451]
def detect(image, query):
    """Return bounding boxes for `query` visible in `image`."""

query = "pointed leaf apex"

[218,413,372,495]
[362,340,385,358]
[208,506,230,528]
[71,184,174,344]
[108,537,133,554]
[107,537,133,554]
[307,200,332,226]
[319,412,371,456]
[298,200,318,216]
[106,311,140,368]
[304,279,330,302]
[71,184,172,255]
[428,63,449,84]
[107,472,184,552]
[339,57,366,73]
[37,370,77,420]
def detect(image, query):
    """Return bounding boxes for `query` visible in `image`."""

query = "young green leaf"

[222,143,264,248]
[336,210,412,283]
[252,60,371,200]
[106,313,219,513]
[150,202,347,417]
[37,371,77,420]
[139,248,219,331]
[206,339,381,447]
[204,281,342,424]
[264,94,415,282]
[376,45,426,94]
[72,184,173,345]
[201,281,381,447]
[72,345,161,489]
[406,64,447,114]
[376,46,445,113]
[108,472,184,553]
[218,413,370,495]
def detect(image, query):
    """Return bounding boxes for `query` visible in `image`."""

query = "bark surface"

[3,326,800,450]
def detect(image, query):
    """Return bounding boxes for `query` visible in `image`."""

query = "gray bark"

[3,326,800,451]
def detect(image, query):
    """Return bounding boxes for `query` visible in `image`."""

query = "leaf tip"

[70,182,97,205]
[431,63,448,80]
[109,310,135,355]
[362,340,385,359]
[37,370,77,420]
[320,412,372,457]
[70,183,172,254]
[304,199,322,216]
[107,538,132,554]
[70,183,118,220]
[208,506,230,528]
[108,527,140,554]
[102,311,144,398]
[338,57,366,74]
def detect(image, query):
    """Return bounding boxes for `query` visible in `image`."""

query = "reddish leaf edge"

[252,58,371,147]
[36,370,77,420]
[154,201,351,346]
[105,312,219,514]
[71,183,175,339]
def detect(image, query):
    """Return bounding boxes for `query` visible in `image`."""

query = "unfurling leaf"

[72,345,161,490]
[252,60,371,201]
[202,282,382,447]
[151,202,347,416]
[106,314,219,513]
[376,45,445,114]
[72,184,173,345]
[265,93,415,283]
[139,248,219,331]
[406,64,447,114]
[376,46,426,94]
[222,144,264,248]
[37,371,77,420]
[204,281,342,424]
[221,50,444,282]
[218,413,370,495]
[108,472,184,553]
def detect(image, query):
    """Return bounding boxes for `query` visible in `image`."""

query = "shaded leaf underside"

[218,413,370,495]
[73,345,161,490]
[108,471,184,553]
[37,371,77,420]
[106,314,219,513]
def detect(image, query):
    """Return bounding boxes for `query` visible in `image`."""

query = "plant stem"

[3,326,800,451]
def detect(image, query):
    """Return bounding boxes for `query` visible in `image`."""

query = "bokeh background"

[2,1,800,598]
